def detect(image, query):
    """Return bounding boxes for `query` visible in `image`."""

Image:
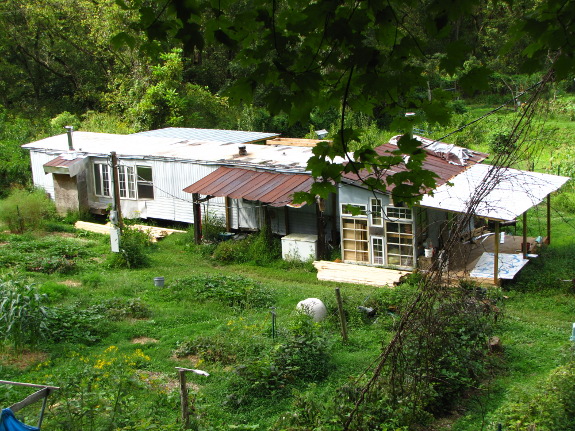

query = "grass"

[0,230,392,430]
[3,222,574,430]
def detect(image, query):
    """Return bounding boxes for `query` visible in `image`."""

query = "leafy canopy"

[118,0,575,204]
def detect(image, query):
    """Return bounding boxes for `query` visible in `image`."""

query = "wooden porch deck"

[314,234,539,287]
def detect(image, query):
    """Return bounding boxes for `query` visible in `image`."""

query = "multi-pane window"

[385,206,414,267]
[341,204,368,263]
[372,236,384,265]
[342,218,369,262]
[94,162,153,200]
[94,163,111,197]
[370,198,383,226]
[119,166,136,199]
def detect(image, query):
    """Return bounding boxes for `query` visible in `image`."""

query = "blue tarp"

[0,409,39,431]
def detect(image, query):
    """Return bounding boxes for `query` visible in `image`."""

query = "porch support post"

[522,212,528,259]
[331,192,338,243]
[494,221,500,285]
[284,206,290,235]
[547,194,551,244]
[192,193,202,245]
[225,196,231,232]
[316,199,326,260]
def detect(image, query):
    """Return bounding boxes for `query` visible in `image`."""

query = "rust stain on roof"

[183,167,313,207]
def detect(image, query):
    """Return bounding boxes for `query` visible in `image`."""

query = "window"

[136,166,154,199]
[93,162,153,200]
[386,206,412,221]
[94,163,111,197]
[385,206,414,268]
[341,204,367,216]
[372,236,384,265]
[342,218,369,262]
[370,198,383,226]
[119,166,136,199]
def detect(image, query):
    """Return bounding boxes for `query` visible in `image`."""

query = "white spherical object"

[296,298,327,322]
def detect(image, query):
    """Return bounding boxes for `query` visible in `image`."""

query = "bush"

[46,304,108,345]
[202,211,226,242]
[497,360,575,430]
[97,297,151,321]
[170,274,274,308]
[0,187,56,233]
[107,227,152,269]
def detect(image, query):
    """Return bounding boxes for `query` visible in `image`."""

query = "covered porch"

[419,163,569,285]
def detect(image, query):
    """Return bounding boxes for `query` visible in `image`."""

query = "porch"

[421,233,542,285]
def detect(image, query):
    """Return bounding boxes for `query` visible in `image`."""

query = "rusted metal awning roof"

[43,154,87,177]
[183,167,313,207]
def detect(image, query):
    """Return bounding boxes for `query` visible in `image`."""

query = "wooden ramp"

[74,221,185,242]
[313,261,410,287]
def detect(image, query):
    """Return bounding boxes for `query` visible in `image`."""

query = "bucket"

[424,248,433,258]
[154,277,165,287]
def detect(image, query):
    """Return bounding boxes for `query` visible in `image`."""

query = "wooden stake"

[335,287,348,342]
[494,221,500,286]
[523,212,528,259]
[193,193,202,245]
[177,369,190,429]
[110,152,124,229]
[547,194,551,244]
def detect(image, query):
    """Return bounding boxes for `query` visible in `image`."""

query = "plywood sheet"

[313,260,409,287]
[74,221,185,242]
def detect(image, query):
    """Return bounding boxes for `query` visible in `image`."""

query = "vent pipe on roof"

[405,112,416,140]
[64,126,74,151]
[238,145,247,156]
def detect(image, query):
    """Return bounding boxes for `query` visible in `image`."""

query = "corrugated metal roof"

[43,154,84,168]
[43,154,87,177]
[419,163,569,221]
[183,167,314,207]
[343,135,488,189]
[22,131,315,171]
[132,127,279,144]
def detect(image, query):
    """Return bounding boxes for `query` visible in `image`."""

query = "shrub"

[0,187,56,233]
[202,211,226,242]
[212,236,253,263]
[170,274,274,308]
[107,227,152,269]
[46,304,108,345]
[497,360,575,430]
[97,297,151,321]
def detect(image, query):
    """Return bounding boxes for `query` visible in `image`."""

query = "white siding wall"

[29,151,57,198]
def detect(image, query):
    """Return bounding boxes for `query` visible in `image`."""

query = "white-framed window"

[370,198,383,226]
[384,206,414,268]
[119,165,136,199]
[372,236,384,265]
[93,162,154,200]
[136,165,154,199]
[94,162,111,197]
[341,203,367,216]
[386,206,412,221]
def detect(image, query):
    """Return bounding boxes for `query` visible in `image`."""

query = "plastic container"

[154,277,165,287]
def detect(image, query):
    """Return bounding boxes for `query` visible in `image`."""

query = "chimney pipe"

[238,145,247,156]
[64,126,74,151]
[405,112,415,140]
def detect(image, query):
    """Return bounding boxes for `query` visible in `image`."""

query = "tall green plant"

[0,187,56,233]
[0,278,50,349]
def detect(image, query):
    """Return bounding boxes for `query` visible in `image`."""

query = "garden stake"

[176,367,209,429]
[270,307,276,339]
[335,287,348,342]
